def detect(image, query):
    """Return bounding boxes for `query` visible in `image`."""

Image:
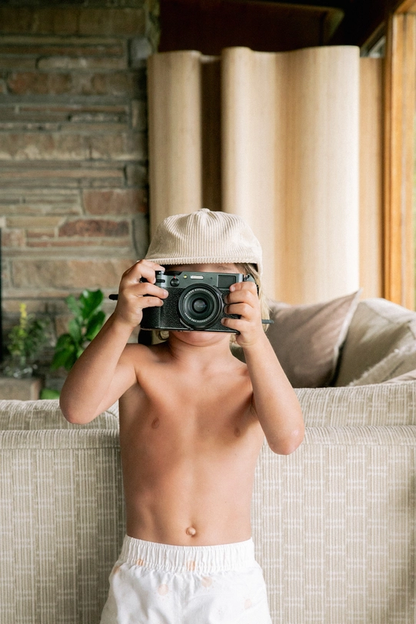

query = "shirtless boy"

[60,209,304,623]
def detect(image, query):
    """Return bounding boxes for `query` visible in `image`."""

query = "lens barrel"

[178,285,223,329]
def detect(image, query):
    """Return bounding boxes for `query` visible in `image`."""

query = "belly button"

[151,418,160,429]
[186,526,197,537]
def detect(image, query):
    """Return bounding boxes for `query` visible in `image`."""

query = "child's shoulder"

[122,341,168,363]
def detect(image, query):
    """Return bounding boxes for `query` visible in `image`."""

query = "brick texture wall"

[0,0,159,387]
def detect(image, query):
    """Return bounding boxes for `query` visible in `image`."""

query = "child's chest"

[120,368,261,457]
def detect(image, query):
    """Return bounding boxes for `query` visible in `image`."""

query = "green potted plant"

[40,289,106,399]
[50,289,106,371]
[2,303,51,379]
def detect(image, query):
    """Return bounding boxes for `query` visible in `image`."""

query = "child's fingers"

[224,281,262,339]
[226,289,258,311]
[121,282,168,303]
[226,302,254,320]
[221,316,247,333]
[136,295,166,309]
[131,281,168,298]
[122,260,164,285]
[229,281,258,296]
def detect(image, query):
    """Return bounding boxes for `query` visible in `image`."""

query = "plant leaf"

[85,311,105,341]
[80,289,104,320]
[51,346,75,370]
[68,319,82,343]
[55,333,74,350]
[64,351,78,371]
[65,294,82,319]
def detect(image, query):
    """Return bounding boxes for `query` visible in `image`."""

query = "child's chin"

[171,329,228,343]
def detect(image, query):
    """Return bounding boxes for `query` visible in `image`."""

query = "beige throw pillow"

[334,298,416,386]
[384,370,416,384]
[349,343,416,386]
[263,291,361,388]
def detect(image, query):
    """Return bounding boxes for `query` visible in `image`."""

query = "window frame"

[383,2,416,307]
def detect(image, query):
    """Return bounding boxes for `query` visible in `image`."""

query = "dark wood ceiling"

[159,0,392,54]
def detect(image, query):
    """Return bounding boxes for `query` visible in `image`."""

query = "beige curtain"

[148,47,383,304]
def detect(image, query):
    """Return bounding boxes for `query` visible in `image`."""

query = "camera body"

[141,270,256,333]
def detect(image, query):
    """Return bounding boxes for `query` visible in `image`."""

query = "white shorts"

[100,535,272,624]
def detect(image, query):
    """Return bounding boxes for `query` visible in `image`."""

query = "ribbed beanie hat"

[145,209,263,275]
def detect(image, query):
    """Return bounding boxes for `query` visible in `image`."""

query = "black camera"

[141,270,256,333]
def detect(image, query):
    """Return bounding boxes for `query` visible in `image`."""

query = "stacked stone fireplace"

[0,0,159,389]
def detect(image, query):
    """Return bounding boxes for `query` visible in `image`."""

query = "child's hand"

[221,281,263,348]
[113,260,168,329]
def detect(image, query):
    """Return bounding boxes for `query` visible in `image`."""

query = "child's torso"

[119,348,265,546]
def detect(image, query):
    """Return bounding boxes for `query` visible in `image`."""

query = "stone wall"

[0,0,159,387]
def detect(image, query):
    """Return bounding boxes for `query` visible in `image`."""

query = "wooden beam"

[395,0,416,13]
[332,0,415,46]
[383,12,416,307]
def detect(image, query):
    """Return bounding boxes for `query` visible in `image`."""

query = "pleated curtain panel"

[147,47,383,304]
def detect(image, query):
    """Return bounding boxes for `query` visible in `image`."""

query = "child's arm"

[59,260,168,424]
[222,282,304,455]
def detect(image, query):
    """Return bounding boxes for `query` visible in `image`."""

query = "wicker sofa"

[1,297,416,623]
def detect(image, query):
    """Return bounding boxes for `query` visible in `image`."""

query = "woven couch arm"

[296,381,416,426]
[0,399,119,431]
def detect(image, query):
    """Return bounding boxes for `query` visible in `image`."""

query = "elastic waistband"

[119,535,256,574]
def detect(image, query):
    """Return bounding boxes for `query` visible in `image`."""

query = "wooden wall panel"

[147,51,203,232]
[280,46,360,304]
[221,48,278,297]
[359,58,384,299]
[148,46,382,305]
[221,46,360,302]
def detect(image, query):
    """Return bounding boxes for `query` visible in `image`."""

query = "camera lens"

[178,285,223,329]
[192,298,208,314]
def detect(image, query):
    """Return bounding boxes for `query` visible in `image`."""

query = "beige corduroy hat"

[145,209,263,275]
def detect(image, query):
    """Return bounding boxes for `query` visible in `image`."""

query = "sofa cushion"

[334,298,416,386]
[263,290,361,388]
[348,343,416,386]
